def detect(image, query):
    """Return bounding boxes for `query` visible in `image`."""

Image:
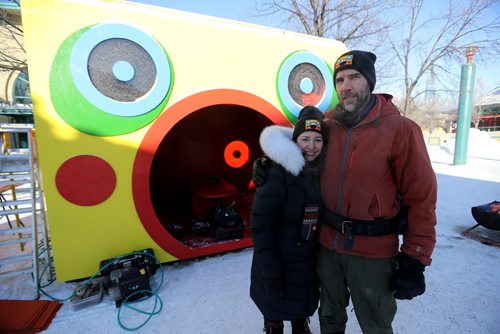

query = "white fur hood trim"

[259,125,305,176]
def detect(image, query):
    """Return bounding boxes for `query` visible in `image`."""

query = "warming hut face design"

[21,0,347,280]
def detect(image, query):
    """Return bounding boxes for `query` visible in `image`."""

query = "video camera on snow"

[99,248,158,307]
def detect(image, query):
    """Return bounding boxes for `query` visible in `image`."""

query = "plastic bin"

[70,279,104,311]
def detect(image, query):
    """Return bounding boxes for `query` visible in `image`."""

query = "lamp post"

[453,46,478,165]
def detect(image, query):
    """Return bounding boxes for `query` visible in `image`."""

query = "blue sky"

[0,0,20,9]
[128,0,276,27]
[129,0,499,95]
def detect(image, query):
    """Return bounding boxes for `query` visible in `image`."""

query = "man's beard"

[340,87,370,114]
[336,87,371,127]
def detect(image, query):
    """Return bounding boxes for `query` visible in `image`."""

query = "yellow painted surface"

[21,0,347,280]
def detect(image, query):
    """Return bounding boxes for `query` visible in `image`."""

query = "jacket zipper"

[332,128,351,250]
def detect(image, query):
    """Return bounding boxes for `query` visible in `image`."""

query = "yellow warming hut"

[21,0,347,281]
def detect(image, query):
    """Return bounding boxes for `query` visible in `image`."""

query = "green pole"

[453,62,476,165]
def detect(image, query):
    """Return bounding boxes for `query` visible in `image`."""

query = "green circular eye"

[50,23,174,136]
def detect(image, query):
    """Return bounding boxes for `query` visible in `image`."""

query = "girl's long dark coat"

[250,159,320,321]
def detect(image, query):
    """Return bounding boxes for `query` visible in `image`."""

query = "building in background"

[0,2,33,126]
[443,86,500,135]
[476,86,500,132]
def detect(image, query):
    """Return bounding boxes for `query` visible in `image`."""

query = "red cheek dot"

[55,155,116,206]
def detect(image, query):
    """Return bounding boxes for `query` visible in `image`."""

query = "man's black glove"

[252,156,270,187]
[389,252,426,300]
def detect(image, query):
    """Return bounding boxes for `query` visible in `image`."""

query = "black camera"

[99,248,158,307]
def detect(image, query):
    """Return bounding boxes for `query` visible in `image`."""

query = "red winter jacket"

[319,94,437,265]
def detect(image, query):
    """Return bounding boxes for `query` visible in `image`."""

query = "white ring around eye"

[70,23,171,117]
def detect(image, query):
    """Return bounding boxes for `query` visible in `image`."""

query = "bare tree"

[388,0,500,116]
[0,0,25,73]
[252,0,500,123]
[252,0,399,49]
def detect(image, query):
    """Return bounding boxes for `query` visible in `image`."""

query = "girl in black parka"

[250,106,327,334]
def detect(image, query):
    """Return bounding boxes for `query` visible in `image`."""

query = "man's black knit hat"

[334,50,377,92]
[292,106,327,142]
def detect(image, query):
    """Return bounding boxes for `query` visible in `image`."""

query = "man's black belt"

[321,207,408,250]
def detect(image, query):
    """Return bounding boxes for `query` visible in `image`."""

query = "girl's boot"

[263,319,284,334]
[291,317,312,334]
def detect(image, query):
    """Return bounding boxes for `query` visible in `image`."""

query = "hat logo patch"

[305,119,321,130]
[335,54,353,69]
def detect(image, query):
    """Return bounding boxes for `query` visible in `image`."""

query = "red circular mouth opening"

[132,89,289,259]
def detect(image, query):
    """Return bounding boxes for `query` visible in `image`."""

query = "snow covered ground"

[1,128,500,334]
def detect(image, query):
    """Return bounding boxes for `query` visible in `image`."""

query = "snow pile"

[441,128,500,159]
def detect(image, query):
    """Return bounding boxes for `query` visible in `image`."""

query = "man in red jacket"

[317,50,437,334]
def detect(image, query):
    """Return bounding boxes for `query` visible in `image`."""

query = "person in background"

[316,50,437,334]
[250,106,327,334]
